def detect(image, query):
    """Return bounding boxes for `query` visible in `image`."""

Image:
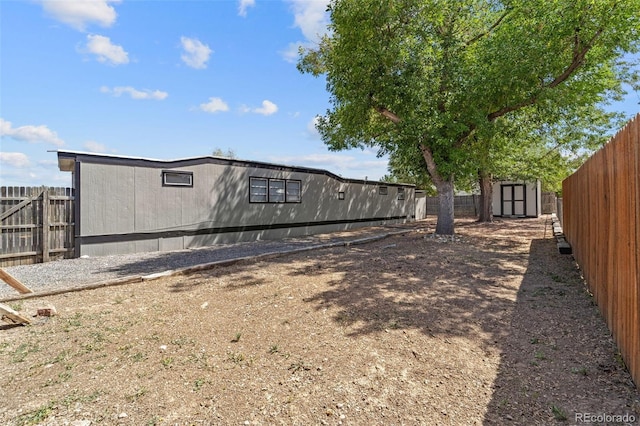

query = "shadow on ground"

[201,219,639,425]
[97,218,640,423]
[483,238,639,425]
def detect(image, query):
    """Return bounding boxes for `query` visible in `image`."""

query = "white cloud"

[180,37,212,69]
[37,159,60,168]
[287,0,330,43]
[0,152,31,168]
[0,119,64,146]
[307,116,321,138]
[272,152,388,179]
[200,97,229,113]
[83,141,108,153]
[238,0,255,17]
[280,41,306,64]
[41,0,119,31]
[84,34,129,65]
[254,100,279,116]
[100,86,168,100]
[281,1,330,62]
[241,100,279,116]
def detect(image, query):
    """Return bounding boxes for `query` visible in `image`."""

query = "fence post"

[42,188,50,263]
[556,198,563,227]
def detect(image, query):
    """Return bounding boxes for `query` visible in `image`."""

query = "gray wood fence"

[425,195,480,217]
[426,191,558,217]
[541,192,558,214]
[0,186,75,266]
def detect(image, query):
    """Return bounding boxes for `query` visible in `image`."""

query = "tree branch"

[374,105,401,124]
[465,9,511,46]
[487,27,605,122]
[419,143,445,186]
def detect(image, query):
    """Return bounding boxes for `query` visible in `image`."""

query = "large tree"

[473,102,626,220]
[299,0,639,234]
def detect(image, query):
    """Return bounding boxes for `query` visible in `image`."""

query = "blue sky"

[1,0,639,188]
[1,0,390,187]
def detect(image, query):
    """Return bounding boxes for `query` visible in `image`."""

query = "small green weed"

[171,337,195,347]
[10,301,23,311]
[571,366,588,376]
[58,371,72,381]
[59,390,101,408]
[227,352,245,364]
[161,357,174,368]
[14,401,55,426]
[193,378,207,391]
[269,344,280,354]
[387,320,400,329]
[551,405,567,421]
[231,333,242,343]
[126,387,148,402]
[549,273,563,283]
[63,312,83,331]
[11,343,39,363]
[50,350,70,364]
[131,352,147,362]
[146,416,163,426]
[288,360,312,373]
[534,351,547,361]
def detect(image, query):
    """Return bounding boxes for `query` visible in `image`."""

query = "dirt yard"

[1,218,638,425]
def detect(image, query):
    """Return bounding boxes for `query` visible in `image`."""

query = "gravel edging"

[0,229,410,303]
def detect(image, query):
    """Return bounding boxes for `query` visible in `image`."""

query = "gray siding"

[72,156,414,256]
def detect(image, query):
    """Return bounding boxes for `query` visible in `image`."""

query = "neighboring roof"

[56,150,414,188]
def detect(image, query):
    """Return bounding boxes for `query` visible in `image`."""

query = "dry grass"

[1,218,638,425]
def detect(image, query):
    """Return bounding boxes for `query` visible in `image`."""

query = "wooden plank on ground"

[0,268,33,294]
[0,302,31,325]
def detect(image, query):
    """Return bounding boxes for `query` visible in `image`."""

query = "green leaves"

[299,0,639,223]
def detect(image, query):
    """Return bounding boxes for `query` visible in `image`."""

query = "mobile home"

[57,151,415,257]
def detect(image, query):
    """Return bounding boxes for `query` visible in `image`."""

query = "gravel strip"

[0,224,417,299]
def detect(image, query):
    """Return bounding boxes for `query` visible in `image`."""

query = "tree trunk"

[419,143,455,235]
[478,170,493,222]
[435,180,455,235]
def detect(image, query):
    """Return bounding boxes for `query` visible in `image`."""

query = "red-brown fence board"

[563,113,640,388]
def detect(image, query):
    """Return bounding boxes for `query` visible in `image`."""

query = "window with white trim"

[286,180,301,202]
[269,179,286,202]
[249,177,268,202]
[397,187,405,200]
[162,171,193,187]
[250,177,302,203]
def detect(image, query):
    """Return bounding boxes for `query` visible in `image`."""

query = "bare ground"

[0,218,638,426]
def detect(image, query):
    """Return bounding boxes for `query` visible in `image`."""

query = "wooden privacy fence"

[426,194,479,217]
[0,187,75,267]
[426,191,556,217]
[563,113,639,388]
[541,192,557,214]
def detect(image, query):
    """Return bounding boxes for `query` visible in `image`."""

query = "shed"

[492,180,542,218]
[57,151,416,257]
